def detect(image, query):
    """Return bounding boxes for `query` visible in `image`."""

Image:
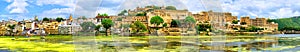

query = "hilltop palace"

[0,6,278,35]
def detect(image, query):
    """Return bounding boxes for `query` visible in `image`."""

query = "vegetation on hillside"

[269,16,300,31]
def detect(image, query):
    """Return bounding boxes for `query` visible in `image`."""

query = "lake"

[0,34,300,52]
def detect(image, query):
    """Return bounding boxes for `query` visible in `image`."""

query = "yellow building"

[0,25,6,35]
[251,18,267,27]
[240,17,278,31]
[147,10,172,27]
[207,11,227,30]
[224,13,238,23]
[193,12,210,23]
[240,16,251,25]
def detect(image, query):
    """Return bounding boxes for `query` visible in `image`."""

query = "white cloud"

[270,8,300,18]
[221,0,300,18]
[99,0,189,15]
[95,7,119,16]
[36,0,76,8]
[73,0,102,17]
[35,0,76,18]
[5,0,12,2]
[119,0,187,10]
[5,0,29,14]
[0,14,31,21]
[180,0,205,13]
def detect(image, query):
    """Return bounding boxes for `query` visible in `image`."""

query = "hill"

[270,16,300,30]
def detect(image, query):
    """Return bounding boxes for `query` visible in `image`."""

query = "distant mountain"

[271,16,300,30]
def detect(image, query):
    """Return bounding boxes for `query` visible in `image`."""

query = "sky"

[1,0,300,21]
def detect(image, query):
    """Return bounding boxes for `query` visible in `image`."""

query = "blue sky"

[1,0,300,21]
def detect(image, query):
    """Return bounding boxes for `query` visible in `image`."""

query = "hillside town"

[0,6,280,36]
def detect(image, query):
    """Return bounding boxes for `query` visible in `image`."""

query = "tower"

[69,14,73,22]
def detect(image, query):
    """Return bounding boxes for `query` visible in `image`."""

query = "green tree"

[95,25,102,35]
[184,16,196,28]
[247,26,264,32]
[56,17,64,22]
[241,22,247,25]
[103,13,108,16]
[163,23,167,27]
[101,18,114,36]
[81,16,87,20]
[131,21,147,33]
[118,10,127,16]
[232,20,238,24]
[153,6,161,9]
[240,27,246,31]
[98,13,108,16]
[166,6,177,10]
[95,25,101,31]
[42,17,50,22]
[171,19,181,27]
[150,16,164,29]
[267,19,275,22]
[196,24,212,31]
[80,22,96,32]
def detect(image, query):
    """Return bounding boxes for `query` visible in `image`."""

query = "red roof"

[95,16,109,19]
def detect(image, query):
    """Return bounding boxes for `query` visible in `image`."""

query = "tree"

[267,19,274,22]
[80,22,96,32]
[166,6,177,10]
[81,16,87,20]
[98,13,108,16]
[95,25,101,31]
[56,17,64,22]
[118,10,127,16]
[241,22,247,25]
[103,13,108,16]
[184,16,196,28]
[97,13,101,16]
[101,18,114,36]
[247,26,264,32]
[171,19,181,27]
[42,17,50,22]
[196,24,212,31]
[95,25,102,35]
[232,20,238,24]
[153,6,161,9]
[150,16,164,29]
[240,27,246,30]
[163,23,167,27]
[131,21,147,33]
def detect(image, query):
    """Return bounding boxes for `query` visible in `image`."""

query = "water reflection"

[92,35,300,52]
[2,34,300,52]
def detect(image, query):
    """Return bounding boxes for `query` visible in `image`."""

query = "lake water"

[0,34,300,52]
